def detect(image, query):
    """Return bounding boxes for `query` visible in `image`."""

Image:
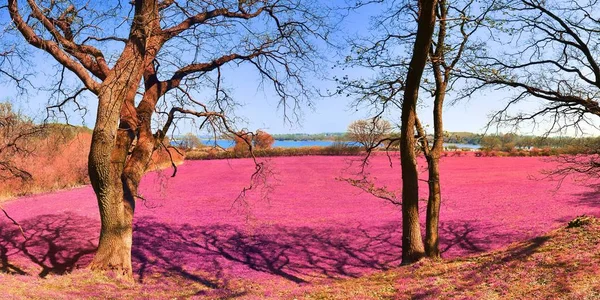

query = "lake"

[200,139,347,148]
[198,139,481,149]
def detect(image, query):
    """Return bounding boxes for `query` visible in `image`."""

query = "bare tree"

[460,0,600,133]
[347,118,392,151]
[397,0,438,264]
[414,0,494,259]
[338,0,493,262]
[177,132,202,150]
[456,0,600,186]
[337,0,434,264]
[7,0,330,279]
[341,0,439,264]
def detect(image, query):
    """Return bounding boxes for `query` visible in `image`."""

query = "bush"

[254,130,275,149]
[0,118,184,199]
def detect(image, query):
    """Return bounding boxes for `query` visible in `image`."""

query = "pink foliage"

[1,156,599,288]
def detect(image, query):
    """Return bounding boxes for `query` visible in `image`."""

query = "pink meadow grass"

[1,155,599,290]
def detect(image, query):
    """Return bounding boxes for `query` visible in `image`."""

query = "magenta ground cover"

[1,155,599,288]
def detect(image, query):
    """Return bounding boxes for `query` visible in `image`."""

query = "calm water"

[200,139,347,148]
[198,139,480,149]
[445,143,481,149]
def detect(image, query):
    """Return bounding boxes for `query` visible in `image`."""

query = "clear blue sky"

[1,1,593,136]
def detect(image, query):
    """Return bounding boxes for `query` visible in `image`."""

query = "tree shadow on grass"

[439,221,487,255]
[132,218,404,285]
[1,212,526,291]
[0,212,97,277]
[570,188,600,209]
[132,217,522,285]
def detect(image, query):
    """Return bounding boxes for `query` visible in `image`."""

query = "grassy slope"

[1,217,598,299]
[299,217,600,300]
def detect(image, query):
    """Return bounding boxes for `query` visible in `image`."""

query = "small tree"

[179,133,202,150]
[347,119,392,151]
[254,130,275,150]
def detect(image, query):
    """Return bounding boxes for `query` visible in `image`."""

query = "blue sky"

[1,1,593,136]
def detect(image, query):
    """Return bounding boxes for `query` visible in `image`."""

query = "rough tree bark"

[400,0,438,265]
[86,1,160,278]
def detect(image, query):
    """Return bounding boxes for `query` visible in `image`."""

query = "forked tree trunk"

[415,116,443,260]
[88,73,163,280]
[400,0,438,264]
[88,96,138,279]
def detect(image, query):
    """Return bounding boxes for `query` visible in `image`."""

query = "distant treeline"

[203,131,600,150]
[444,132,482,145]
[272,132,348,141]
[479,133,600,151]
[273,131,484,144]
[431,132,600,150]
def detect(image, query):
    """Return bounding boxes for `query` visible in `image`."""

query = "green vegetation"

[444,132,482,145]
[480,133,600,151]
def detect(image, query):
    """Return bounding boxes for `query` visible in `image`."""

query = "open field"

[1,155,599,298]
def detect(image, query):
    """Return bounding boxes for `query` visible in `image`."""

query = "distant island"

[272,132,347,141]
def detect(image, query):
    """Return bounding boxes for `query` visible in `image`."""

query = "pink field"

[1,155,599,291]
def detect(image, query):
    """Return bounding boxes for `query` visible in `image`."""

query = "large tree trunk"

[87,50,147,281]
[86,1,160,280]
[400,0,438,265]
[87,79,141,279]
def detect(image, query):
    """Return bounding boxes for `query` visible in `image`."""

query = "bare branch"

[0,204,26,239]
[7,0,101,93]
